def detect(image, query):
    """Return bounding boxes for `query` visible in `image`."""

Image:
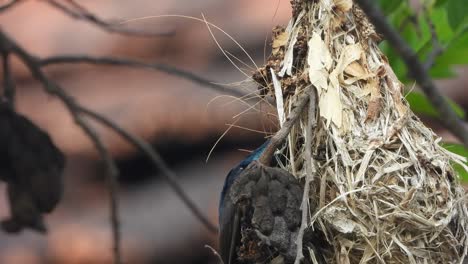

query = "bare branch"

[423,11,444,70]
[40,55,246,97]
[79,107,219,234]
[259,86,312,165]
[0,28,218,236]
[73,112,122,264]
[0,30,123,264]
[45,0,173,38]
[294,87,318,264]
[355,0,468,147]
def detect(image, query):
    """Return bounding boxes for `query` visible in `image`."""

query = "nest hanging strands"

[252,0,468,263]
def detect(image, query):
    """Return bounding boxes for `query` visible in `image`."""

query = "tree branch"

[73,111,122,264]
[40,55,246,97]
[259,86,313,165]
[294,86,318,264]
[45,0,173,38]
[0,28,218,233]
[355,0,468,147]
[79,107,218,234]
[0,30,124,264]
[423,11,444,70]
[0,26,219,264]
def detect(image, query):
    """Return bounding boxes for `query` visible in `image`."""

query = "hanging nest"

[252,0,468,263]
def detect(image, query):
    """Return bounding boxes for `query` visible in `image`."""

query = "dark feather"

[219,141,269,264]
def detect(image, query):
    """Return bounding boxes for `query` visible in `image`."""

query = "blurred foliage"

[378,0,468,80]
[406,92,465,119]
[377,0,468,181]
[441,143,468,181]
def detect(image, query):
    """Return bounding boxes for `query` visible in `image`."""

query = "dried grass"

[253,0,468,263]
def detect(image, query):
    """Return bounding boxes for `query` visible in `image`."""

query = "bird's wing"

[219,196,242,264]
[228,206,241,264]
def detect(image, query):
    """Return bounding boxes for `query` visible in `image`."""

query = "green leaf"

[442,143,468,182]
[426,7,468,78]
[446,0,468,31]
[429,63,456,78]
[434,0,449,7]
[378,3,416,81]
[433,31,468,68]
[443,143,468,157]
[429,6,453,43]
[406,92,466,119]
[378,0,404,15]
[379,3,468,80]
[453,164,468,182]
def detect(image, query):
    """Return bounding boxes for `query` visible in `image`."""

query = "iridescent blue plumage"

[219,140,269,213]
[219,140,270,218]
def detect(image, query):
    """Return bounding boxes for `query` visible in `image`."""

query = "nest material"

[253,0,468,263]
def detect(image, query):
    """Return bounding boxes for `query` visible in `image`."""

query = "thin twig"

[423,10,444,70]
[398,14,419,36]
[46,0,173,38]
[294,87,317,264]
[73,114,122,264]
[0,28,218,235]
[0,1,240,260]
[355,0,468,148]
[39,55,246,97]
[0,0,22,12]
[204,245,225,264]
[0,30,123,264]
[259,85,313,165]
[79,107,219,234]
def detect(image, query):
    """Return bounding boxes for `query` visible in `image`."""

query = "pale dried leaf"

[271,68,285,126]
[279,27,299,77]
[343,61,372,84]
[334,44,363,84]
[319,77,342,128]
[279,10,305,77]
[307,32,332,91]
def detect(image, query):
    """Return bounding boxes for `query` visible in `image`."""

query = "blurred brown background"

[0,1,466,263]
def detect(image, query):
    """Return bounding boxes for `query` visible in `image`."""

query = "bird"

[218,140,270,264]
[219,140,312,264]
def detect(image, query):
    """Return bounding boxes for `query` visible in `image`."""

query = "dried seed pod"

[1,182,46,233]
[8,111,65,213]
[0,104,65,233]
